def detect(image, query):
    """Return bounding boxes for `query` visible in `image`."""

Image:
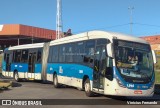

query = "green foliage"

[155,57,160,69]
[0,54,2,73]
[155,71,160,84]
[155,57,160,84]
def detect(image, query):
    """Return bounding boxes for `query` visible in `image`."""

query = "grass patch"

[155,57,160,69]
[155,71,160,84]
[0,81,12,90]
[155,56,160,84]
[0,54,3,74]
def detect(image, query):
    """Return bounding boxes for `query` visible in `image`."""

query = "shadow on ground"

[0,73,22,93]
[155,84,160,94]
[11,82,22,87]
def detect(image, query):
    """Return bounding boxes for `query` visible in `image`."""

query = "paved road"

[0,81,107,99]
[0,81,160,108]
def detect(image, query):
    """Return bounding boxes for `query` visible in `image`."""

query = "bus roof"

[7,30,149,50]
[8,43,44,50]
[50,30,149,46]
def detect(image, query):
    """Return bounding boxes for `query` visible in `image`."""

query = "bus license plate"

[134,90,142,94]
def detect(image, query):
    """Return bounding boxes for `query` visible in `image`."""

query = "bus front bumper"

[114,87,154,97]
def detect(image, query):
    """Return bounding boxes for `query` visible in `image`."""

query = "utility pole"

[32,35,34,44]
[128,6,134,35]
[30,30,34,44]
[56,0,63,39]
[18,38,19,45]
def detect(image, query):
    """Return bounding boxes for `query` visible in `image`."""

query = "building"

[141,35,160,56]
[0,24,56,50]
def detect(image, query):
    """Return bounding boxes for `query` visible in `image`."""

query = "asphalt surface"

[0,79,160,108]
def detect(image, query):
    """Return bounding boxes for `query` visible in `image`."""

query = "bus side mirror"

[152,50,157,64]
[106,43,114,58]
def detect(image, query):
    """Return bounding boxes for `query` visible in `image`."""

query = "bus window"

[84,40,95,67]
[37,49,42,63]
[73,42,85,63]
[48,46,53,63]
[59,45,66,62]
[12,51,15,62]
[97,39,108,45]
[52,46,59,62]
[21,50,28,63]
[13,50,21,63]
[65,44,73,62]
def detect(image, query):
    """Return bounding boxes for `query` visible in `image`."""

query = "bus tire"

[53,74,59,88]
[84,78,94,97]
[14,72,19,82]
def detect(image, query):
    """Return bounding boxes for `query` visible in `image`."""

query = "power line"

[98,23,130,29]
[72,22,160,37]
[134,32,160,36]
[134,23,160,28]
[74,23,130,34]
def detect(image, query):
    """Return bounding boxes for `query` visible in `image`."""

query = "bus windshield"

[114,40,154,84]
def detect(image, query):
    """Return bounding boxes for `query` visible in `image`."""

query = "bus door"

[93,45,106,92]
[5,52,12,76]
[28,52,37,79]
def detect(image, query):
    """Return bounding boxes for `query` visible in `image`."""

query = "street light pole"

[128,6,134,35]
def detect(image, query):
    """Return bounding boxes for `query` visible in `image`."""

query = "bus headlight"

[149,81,154,89]
[116,78,126,88]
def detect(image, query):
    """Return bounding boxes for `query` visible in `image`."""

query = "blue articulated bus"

[2,30,156,97]
[2,43,47,81]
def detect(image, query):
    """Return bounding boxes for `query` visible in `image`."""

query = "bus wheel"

[14,72,19,82]
[53,74,59,88]
[84,78,93,97]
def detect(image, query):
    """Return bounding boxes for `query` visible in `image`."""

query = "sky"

[0,0,160,37]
